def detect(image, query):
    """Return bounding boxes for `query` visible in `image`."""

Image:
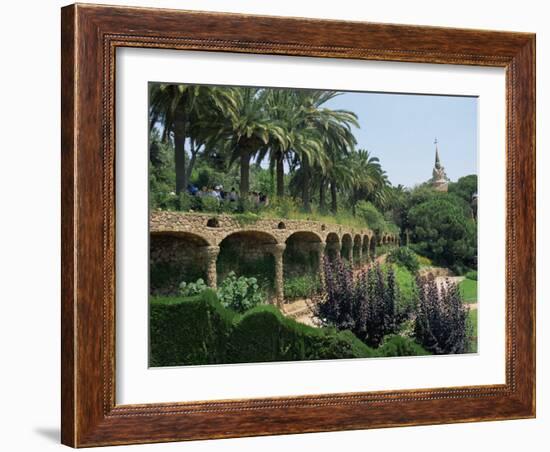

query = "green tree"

[148,84,237,193]
[218,88,288,199]
[408,197,477,273]
[448,174,478,204]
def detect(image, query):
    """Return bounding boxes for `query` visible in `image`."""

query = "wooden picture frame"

[61,3,535,447]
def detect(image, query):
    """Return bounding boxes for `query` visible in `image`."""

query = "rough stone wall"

[150,234,208,295]
[149,211,382,246]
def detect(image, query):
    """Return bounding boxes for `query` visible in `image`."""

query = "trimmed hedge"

[376,335,428,357]
[227,305,375,363]
[150,291,428,367]
[149,290,235,366]
[150,291,375,366]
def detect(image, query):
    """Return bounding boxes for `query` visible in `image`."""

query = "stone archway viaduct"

[150,211,399,306]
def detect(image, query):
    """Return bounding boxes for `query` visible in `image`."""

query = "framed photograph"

[61,3,535,447]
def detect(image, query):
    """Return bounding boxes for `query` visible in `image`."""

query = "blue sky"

[324,91,478,188]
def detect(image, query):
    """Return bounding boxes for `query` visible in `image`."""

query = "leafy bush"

[318,257,400,348]
[284,275,321,299]
[199,195,221,213]
[416,254,433,267]
[376,335,428,357]
[414,274,469,354]
[150,262,205,296]
[177,192,195,211]
[149,290,235,366]
[179,278,208,297]
[387,246,420,273]
[217,272,265,313]
[356,201,386,234]
[465,270,478,281]
[268,196,299,218]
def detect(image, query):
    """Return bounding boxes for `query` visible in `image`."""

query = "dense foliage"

[387,246,420,273]
[150,290,431,366]
[408,196,477,274]
[149,84,400,233]
[318,257,403,348]
[149,290,377,366]
[414,274,469,354]
[284,275,321,299]
[217,272,265,313]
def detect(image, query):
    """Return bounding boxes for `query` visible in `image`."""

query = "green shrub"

[217,272,265,313]
[356,201,385,233]
[269,196,299,218]
[387,246,420,273]
[233,211,261,227]
[150,262,205,296]
[199,195,220,213]
[284,275,321,299]
[227,305,375,363]
[465,270,478,281]
[177,192,194,211]
[149,290,235,366]
[376,335,428,357]
[179,278,208,297]
[417,254,433,267]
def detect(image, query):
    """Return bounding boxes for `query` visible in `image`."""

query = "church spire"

[431,138,448,192]
[434,138,441,168]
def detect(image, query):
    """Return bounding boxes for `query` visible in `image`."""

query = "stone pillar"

[204,246,220,289]
[272,243,286,307]
[317,242,326,287]
[346,246,353,266]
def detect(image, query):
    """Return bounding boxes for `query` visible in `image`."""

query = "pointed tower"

[431,138,449,192]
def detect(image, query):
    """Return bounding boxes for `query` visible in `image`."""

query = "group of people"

[186,184,270,207]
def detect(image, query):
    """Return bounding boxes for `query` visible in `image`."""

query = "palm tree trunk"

[240,150,251,200]
[185,140,200,183]
[330,179,338,213]
[302,155,311,212]
[351,188,357,216]
[319,176,326,211]
[276,153,285,198]
[173,117,187,194]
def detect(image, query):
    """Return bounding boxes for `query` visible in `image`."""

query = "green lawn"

[467,308,478,353]
[459,278,477,304]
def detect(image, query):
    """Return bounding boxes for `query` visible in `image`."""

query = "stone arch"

[325,232,340,261]
[149,231,211,295]
[362,235,370,263]
[277,221,286,230]
[283,231,324,299]
[370,235,377,260]
[353,234,362,267]
[217,230,277,293]
[341,233,353,264]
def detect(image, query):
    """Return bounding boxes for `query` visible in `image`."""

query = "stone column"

[204,246,220,289]
[346,246,353,267]
[271,243,286,307]
[317,242,326,287]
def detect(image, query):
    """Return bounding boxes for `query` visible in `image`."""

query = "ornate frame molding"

[61,4,535,447]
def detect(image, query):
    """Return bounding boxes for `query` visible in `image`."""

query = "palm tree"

[293,90,359,212]
[218,88,288,199]
[349,149,388,215]
[148,84,237,194]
